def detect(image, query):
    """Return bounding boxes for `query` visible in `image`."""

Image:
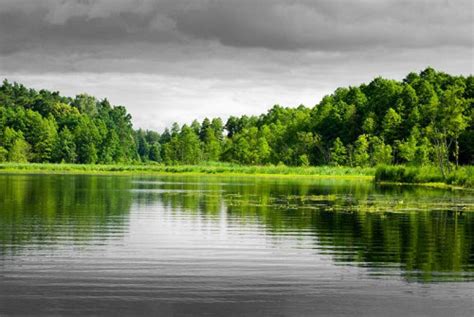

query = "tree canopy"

[0,68,472,168]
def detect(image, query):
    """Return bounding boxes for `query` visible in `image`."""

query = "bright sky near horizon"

[1,0,473,131]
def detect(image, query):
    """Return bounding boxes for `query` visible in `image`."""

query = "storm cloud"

[1,0,472,52]
[0,0,472,130]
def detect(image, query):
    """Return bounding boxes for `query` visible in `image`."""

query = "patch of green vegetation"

[375,165,474,188]
[1,68,473,171]
[0,162,375,178]
[3,162,473,188]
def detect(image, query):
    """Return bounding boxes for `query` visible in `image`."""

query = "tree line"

[0,67,472,169]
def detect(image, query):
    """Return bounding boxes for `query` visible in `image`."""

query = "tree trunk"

[433,136,446,180]
[455,138,459,169]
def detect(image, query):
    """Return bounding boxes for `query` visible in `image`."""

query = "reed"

[375,165,474,188]
[0,162,375,178]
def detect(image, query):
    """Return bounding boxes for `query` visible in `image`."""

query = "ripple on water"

[1,174,473,315]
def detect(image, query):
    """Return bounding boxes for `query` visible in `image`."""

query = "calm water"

[0,174,473,316]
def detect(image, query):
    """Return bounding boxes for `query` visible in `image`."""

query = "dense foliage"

[375,165,474,188]
[1,68,472,170]
[0,82,139,164]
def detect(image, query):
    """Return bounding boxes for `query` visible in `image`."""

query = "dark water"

[0,174,473,316]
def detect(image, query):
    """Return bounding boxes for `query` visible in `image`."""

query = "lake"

[0,174,473,316]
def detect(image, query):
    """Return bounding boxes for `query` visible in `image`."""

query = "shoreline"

[0,163,472,189]
[0,163,374,180]
[376,181,473,191]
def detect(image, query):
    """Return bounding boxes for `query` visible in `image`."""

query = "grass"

[0,162,375,179]
[375,165,474,188]
[2,162,472,188]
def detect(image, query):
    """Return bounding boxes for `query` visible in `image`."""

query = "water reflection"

[0,174,473,283]
[0,174,132,255]
[131,176,474,282]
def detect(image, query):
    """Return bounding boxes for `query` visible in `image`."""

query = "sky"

[1,0,473,131]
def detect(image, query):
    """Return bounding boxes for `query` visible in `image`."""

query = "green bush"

[375,165,474,188]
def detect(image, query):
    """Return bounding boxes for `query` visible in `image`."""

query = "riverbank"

[375,165,474,188]
[0,163,374,179]
[2,163,473,188]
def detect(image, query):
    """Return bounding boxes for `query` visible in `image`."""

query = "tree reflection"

[1,174,473,282]
[131,176,474,282]
[0,174,132,255]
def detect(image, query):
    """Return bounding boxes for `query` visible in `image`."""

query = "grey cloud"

[6,44,471,131]
[0,0,472,56]
[0,0,472,131]
[175,0,473,50]
[0,3,181,50]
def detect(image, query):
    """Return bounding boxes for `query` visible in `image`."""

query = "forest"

[0,68,472,175]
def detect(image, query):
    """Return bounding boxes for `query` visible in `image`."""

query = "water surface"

[0,174,473,316]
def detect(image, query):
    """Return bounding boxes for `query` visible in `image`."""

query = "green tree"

[149,142,162,162]
[73,94,97,116]
[55,127,77,163]
[382,108,402,143]
[330,137,347,166]
[35,116,58,162]
[414,137,431,166]
[74,117,100,164]
[178,125,202,164]
[353,135,370,167]
[222,127,270,165]
[136,129,150,162]
[2,69,474,168]
[362,116,376,135]
[426,85,469,176]
[299,154,310,167]
[202,127,222,162]
[0,146,7,162]
[8,138,30,162]
[370,136,393,166]
[24,110,58,162]
[211,118,224,142]
[397,127,430,165]
[397,129,418,164]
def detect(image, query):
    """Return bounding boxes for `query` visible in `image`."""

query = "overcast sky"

[1,0,473,131]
